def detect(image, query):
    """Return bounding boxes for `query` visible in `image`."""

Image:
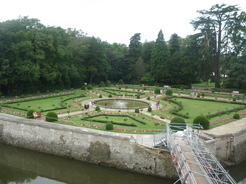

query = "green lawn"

[68,113,165,131]
[192,80,215,88]
[167,98,243,123]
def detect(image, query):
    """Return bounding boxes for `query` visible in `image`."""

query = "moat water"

[0,142,245,184]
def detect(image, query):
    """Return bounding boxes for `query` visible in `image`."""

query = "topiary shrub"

[106,121,114,130]
[118,79,124,85]
[99,81,105,87]
[46,111,58,122]
[99,94,102,98]
[105,80,111,87]
[170,117,186,131]
[135,109,140,113]
[81,86,86,90]
[193,115,210,130]
[108,94,112,98]
[166,89,173,96]
[87,85,92,90]
[147,96,150,100]
[95,106,100,111]
[27,109,36,119]
[233,113,240,119]
[233,97,236,102]
[148,106,152,112]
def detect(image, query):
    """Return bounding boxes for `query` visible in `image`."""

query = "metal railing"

[155,123,237,184]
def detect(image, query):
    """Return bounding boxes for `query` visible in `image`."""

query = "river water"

[0,142,245,184]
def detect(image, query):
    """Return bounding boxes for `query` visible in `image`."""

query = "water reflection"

[0,143,175,184]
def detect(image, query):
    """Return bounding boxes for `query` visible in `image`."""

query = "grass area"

[63,112,165,133]
[177,98,243,123]
[1,87,246,133]
[192,80,215,88]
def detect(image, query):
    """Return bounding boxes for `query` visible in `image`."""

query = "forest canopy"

[1,4,246,95]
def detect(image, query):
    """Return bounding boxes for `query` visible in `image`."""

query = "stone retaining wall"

[204,129,246,164]
[0,114,177,179]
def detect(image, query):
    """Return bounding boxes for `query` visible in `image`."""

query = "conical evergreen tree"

[150,30,170,83]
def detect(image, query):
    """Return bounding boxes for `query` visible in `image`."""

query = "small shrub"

[170,117,186,131]
[201,93,205,98]
[148,106,152,112]
[87,85,92,90]
[233,97,236,101]
[166,89,173,96]
[135,109,140,113]
[137,95,140,99]
[81,86,86,90]
[27,109,36,119]
[108,94,112,98]
[106,121,114,130]
[99,94,102,98]
[105,80,111,87]
[193,115,210,130]
[147,96,150,100]
[46,111,58,122]
[154,88,160,94]
[118,79,124,85]
[20,94,25,98]
[95,106,100,111]
[99,81,105,87]
[233,113,240,119]
[197,94,200,98]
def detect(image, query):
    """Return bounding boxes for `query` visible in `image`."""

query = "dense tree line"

[0,4,246,95]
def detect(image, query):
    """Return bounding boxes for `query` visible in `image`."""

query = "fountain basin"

[94,98,150,109]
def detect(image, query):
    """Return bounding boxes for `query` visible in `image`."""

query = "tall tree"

[150,30,170,83]
[169,33,180,56]
[191,4,240,88]
[126,33,142,82]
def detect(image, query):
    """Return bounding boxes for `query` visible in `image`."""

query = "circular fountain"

[94,98,150,109]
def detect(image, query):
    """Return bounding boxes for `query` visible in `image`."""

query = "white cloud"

[1,0,246,45]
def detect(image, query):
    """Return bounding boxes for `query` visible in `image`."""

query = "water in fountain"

[95,99,149,109]
[111,100,128,108]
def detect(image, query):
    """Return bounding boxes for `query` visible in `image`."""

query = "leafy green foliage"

[87,85,92,90]
[27,109,36,119]
[99,81,105,87]
[118,79,124,85]
[135,109,140,113]
[105,80,111,87]
[170,117,186,131]
[81,86,86,90]
[148,106,152,112]
[95,106,100,111]
[105,121,114,130]
[233,113,240,119]
[165,89,173,96]
[154,88,160,94]
[193,115,210,130]
[46,111,58,122]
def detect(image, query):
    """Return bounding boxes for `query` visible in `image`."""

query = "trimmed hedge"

[81,114,146,126]
[27,109,36,119]
[106,121,114,130]
[163,97,189,118]
[193,115,210,130]
[170,117,186,131]
[46,111,58,122]
[233,113,240,119]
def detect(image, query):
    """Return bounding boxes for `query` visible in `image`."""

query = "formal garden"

[0,84,246,134]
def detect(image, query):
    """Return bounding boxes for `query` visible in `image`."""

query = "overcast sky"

[1,0,246,45]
